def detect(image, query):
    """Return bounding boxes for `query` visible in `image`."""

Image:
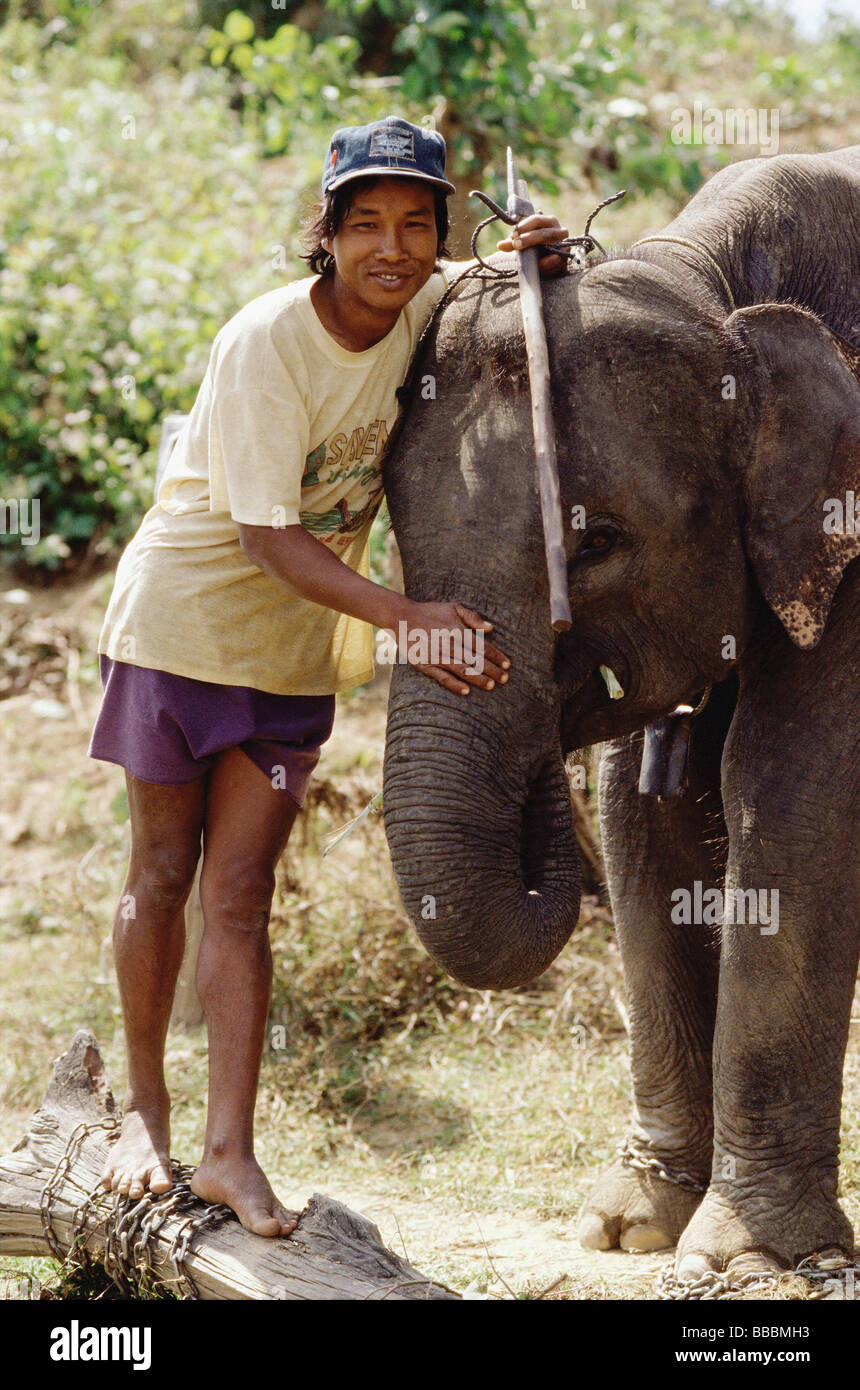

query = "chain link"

[658,1253,860,1301]
[100,1162,235,1300]
[618,1141,860,1301]
[39,1117,120,1260]
[617,1138,708,1195]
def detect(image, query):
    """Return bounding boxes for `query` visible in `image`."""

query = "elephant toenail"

[620,1223,673,1252]
[676,1252,719,1281]
[577,1212,614,1250]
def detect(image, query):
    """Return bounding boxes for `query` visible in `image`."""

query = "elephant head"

[382,255,860,990]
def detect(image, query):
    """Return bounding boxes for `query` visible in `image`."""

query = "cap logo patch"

[369,127,415,161]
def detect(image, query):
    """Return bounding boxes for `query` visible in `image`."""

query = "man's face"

[323,177,440,314]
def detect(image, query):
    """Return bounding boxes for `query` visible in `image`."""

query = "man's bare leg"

[101,772,206,1199]
[190,747,300,1237]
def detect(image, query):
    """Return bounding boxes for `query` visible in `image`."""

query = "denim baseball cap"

[322,116,456,196]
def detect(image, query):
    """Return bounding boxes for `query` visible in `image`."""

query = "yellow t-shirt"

[98,262,467,695]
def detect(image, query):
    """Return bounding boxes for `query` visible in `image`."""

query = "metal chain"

[617,1137,708,1195]
[39,1117,120,1260]
[618,1139,859,1301]
[615,1138,860,1302]
[658,1253,860,1301]
[39,1120,235,1299]
[99,1162,235,1300]
[658,1265,787,1300]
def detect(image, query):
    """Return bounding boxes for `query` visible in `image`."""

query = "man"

[90,116,568,1235]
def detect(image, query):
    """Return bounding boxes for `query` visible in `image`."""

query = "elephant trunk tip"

[413,879,582,993]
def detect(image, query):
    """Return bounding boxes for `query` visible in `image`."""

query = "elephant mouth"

[596,661,629,704]
[561,654,632,716]
[559,658,640,752]
[555,630,632,712]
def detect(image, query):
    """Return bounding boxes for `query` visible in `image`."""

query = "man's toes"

[275,1207,299,1237]
[148,1164,173,1195]
[127,1178,145,1200]
[246,1209,282,1237]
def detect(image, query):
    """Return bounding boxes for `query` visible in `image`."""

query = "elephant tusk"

[599,665,625,700]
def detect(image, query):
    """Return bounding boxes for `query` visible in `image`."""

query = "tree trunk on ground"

[0,1031,457,1301]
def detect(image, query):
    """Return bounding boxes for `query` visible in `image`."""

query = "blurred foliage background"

[0,0,857,572]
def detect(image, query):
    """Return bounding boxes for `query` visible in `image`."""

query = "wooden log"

[0,1031,457,1301]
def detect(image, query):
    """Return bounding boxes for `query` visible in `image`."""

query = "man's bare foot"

[190,1150,298,1238]
[101,1098,172,1201]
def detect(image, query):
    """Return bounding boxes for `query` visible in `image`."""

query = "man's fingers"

[402,606,511,688]
[498,217,568,252]
[482,640,509,669]
[417,660,508,695]
[518,213,561,230]
[420,664,471,696]
[428,658,499,692]
[451,607,510,674]
[453,603,492,629]
[513,228,569,249]
[469,651,508,683]
[503,213,564,235]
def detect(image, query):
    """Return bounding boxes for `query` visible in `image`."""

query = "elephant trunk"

[383,671,581,990]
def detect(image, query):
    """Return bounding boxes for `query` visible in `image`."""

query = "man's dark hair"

[301,175,451,275]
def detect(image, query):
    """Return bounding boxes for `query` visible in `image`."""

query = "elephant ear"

[729,303,860,649]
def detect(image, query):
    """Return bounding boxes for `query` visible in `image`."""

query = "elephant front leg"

[675,865,859,1277]
[675,718,860,1276]
[578,685,733,1253]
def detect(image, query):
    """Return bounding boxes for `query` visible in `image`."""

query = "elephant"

[380,145,860,1279]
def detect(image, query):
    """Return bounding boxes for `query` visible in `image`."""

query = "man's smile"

[367,267,414,288]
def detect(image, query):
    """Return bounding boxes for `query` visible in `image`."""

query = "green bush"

[0,16,311,569]
[206,10,390,157]
[2,0,857,572]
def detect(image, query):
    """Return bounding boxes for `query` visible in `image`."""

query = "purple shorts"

[88,657,335,806]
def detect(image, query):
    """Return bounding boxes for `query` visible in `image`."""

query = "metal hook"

[468,185,627,272]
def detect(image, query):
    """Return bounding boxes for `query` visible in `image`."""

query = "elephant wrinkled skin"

[381,146,860,1277]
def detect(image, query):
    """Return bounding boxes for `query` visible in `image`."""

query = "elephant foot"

[674,1184,856,1278]
[578,1144,707,1253]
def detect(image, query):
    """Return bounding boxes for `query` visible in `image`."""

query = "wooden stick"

[506,148,572,633]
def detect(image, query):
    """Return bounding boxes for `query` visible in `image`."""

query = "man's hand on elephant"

[393,600,511,696]
[497,213,570,277]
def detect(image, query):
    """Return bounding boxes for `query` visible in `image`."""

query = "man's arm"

[238,523,510,696]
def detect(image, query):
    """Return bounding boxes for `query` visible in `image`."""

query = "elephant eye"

[579,525,618,562]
